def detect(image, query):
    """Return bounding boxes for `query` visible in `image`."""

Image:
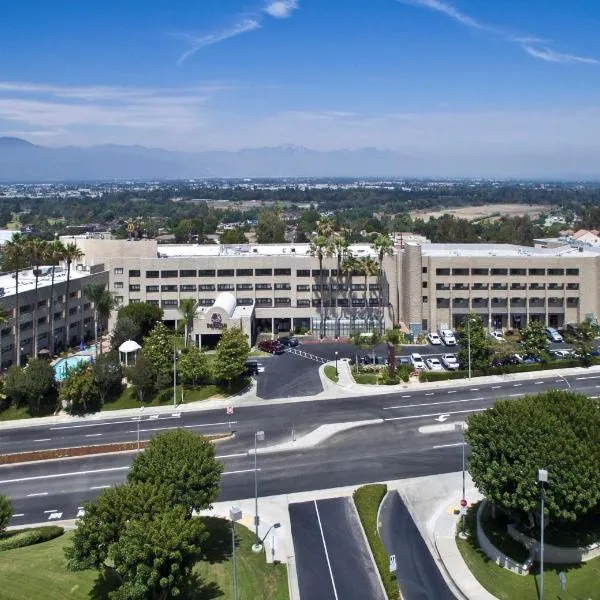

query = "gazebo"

[118,340,141,366]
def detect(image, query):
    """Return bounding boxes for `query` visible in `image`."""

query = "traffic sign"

[389,554,397,573]
[460,498,468,508]
[127,223,134,232]
[226,406,234,415]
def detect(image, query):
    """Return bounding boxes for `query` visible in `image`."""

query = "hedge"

[353,484,399,600]
[0,526,64,552]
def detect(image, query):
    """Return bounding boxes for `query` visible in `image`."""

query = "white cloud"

[264,1,299,19]
[400,0,489,31]
[177,19,261,65]
[524,46,599,65]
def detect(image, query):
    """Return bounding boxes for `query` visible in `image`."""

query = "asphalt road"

[290,497,385,600]
[257,351,323,399]
[3,369,600,526]
[379,491,456,600]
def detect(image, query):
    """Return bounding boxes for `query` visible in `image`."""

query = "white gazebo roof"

[119,340,142,353]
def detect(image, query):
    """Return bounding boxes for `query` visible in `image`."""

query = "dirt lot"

[410,203,551,222]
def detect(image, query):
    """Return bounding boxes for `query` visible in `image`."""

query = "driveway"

[256,351,323,399]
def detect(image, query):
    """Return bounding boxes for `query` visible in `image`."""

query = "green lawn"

[324,365,339,383]
[0,520,288,600]
[352,371,378,385]
[457,506,600,600]
[0,403,56,422]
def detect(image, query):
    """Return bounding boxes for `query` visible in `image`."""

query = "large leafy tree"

[466,390,600,523]
[141,322,175,388]
[3,365,28,407]
[178,298,197,348]
[110,316,141,351]
[177,344,209,386]
[256,205,286,243]
[520,318,549,361]
[456,312,491,372]
[569,320,596,364]
[127,355,156,403]
[128,429,223,514]
[0,495,12,532]
[117,302,163,341]
[92,352,123,404]
[59,363,101,416]
[24,357,55,414]
[212,326,249,388]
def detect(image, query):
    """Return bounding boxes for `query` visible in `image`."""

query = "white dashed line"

[491,386,501,389]
[432,442,466,449]
[85,433,102,438]
[576,375,600,380]
[425,392,434,396]
[0,466,129,485]
[447,390,457,394]
[43,509,58,513]
[401,395,411,398]
[33,438,52,442]
[513,384,522,387]
[314,501,339,600]
[26,492,48,497]
[222,468,259,475]
[90,485,110,490]
[385,398,485,410]
[385,407,487,422]
[470,388,479,391]
[12,513,24,517]
[508,393,525,397]
[534,381,544,385]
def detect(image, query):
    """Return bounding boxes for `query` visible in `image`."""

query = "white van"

[440,329,457,345]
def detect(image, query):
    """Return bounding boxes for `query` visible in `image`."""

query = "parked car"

[425,357,444,371]
[440,329,457,345]
[396,356,411,366]
[545,327,564,343]
[258,339,285,354]
[490,330,506,342]
[278,336,299,347]
[441,353,460,370]
[427,332,442,345]
[549,349,572,359]
[243,360,260,375]
[512,353,540,364]
[410,353,425,370]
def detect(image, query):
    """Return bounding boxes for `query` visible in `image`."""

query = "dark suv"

[258,339,285,354]
[278,336,299,347]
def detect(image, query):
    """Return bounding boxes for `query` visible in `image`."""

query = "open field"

[410,203,551,222]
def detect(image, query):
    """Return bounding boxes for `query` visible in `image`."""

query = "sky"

[1,0,600,164]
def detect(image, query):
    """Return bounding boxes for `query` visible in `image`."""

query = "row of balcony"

[434,283,579,291]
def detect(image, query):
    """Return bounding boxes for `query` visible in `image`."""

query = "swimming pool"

[53,355,93,381]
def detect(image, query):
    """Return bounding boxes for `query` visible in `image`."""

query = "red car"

[258,340,285,354]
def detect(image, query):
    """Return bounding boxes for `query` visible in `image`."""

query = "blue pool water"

[53,355,93,381]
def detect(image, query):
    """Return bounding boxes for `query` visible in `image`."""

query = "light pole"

[229,506,242,600]
[538,468,548,600]
[137,406,144,450]
[335,351,338,376]
[253,430,265,551]
[467,317,472,380]
[172,346,178,407]
[455,422,467,538]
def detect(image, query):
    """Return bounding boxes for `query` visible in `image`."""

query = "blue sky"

[1,0,600,159]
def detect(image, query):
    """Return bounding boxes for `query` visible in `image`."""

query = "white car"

[425,357,444,371]
[440,329,457,345]
[410,353,426,370]
[549,349,572,359]
[427,332,442,345]
[490,330,506,342]
[441,353,460,370]
[546,327,564,343]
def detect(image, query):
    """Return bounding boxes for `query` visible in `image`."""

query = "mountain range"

[0,137,598,181]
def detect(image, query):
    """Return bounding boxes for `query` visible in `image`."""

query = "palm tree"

[342,253,359,332]
[309,234,329,339]
[358,256,379,331]
[46,240,65,355]
[28,238,48,357]
[331,234,350,337]
[0,304,8,371]
[3,233,28,366]
[371,233,394,330]
[62,242,84,350]
[178,298,198,347]
[95,287,117,354]
[84,283,116,355]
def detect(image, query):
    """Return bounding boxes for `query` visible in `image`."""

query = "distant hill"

[0,137,599,181]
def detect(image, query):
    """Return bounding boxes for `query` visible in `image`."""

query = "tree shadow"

[89,568,120,600]
[200,516,233,564]
[183,572,224,600]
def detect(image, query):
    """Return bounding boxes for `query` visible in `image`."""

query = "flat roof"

[157,243,378,258]
[419,243,599,259]
[0,267,93,299]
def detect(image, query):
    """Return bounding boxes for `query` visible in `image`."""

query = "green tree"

[456,313,491,372]
[117,302,164,340]
[371,233,394,326]
[141,322,175,388]
[177,344,209,386]
[128,429,223,514]
[92,352,123,404]
[62,242,85,349]
[256,205,286,243]
[85,283,116,354]
[178,298,198,348]
[110,316,141,350]
[59,363,100,416]
[212,327,249,388]
[24,357,55,414]
[0,495,12,532]
[521,319,549,361]
[127,355,156,403]
[569,320,596,365]
[349,330,368,371]
[3,365,28,407]
[466,390,600,523]
[309,234,330,338]
[0,304,10,372]
[219,227,247,244]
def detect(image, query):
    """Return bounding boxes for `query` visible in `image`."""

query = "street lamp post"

[538,469,548,600]
[467,318,472,380]
[229,506,242,600]
[455,422,467,537]
[253,430,265,551]
[335,351,338,376]
[172,346,177,407]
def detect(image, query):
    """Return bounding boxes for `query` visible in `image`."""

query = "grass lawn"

[352,370,378,385]
[324,365,339,383]
[457,506,600,600]
[0,520,288,600]
[0,404,56,422]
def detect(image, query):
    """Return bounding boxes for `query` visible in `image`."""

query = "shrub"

[353,484,398,600]
[0,525,64,552]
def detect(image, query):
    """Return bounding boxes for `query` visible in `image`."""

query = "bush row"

[0,526,64,552]
[353,484,399,600]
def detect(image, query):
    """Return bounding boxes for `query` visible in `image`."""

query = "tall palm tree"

[178,298,198,347]
[3,233,28,366]
[342,253,359,332]
[47,240,65,355]
[358,256,379,331]
[84,283,116,355]
[316,216,335,240]
[28,238,48,357]
[0,304,8,371]
[95,287,117,355]
[62,242,84,350]
[309,234,329,339]
[371,233,394,330]
[331,234,350,337]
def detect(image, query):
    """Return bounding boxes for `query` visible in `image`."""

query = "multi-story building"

[0,263,108,368]
[62,237,599,345]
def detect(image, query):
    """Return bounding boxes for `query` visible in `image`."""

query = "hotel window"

[83,303,91,311]
[180,284,197,292]
[567,282,579,290]
[161,270,178,278]
[352,298,366,307]
[255,268,272,276]
[452,268,469,276]
[38,316,46,325]
[297,299,310,307]
[236,268,253,277]
[312,299,322,307]
[275,283,291,290]
[567,297,579,306]
[180,270,197,278]
[351,284,365,291]
[296,269,310,277]
[129,284,141,292]
[198,298,214,306]
[422,267,428,274]
[146,285,159,292]
[566,268,580,276]
[529,268,545,276]
[37,300,47,309]
[312,269,329,277]
[198,270,216,277]
[237,283,253,290]
[255,298,272,306]
[217,284,235,291]
[275,297,291,305]
[256,283,272,290]
[217,269,234,277]
[337,298,349,307]
[274,268,291,276]
[115,296,124,305]
[161,299,178,307]
[130,299,140,304]
[436,268,450,276]
[20,304,32,314]
[199,284,215,291]
[114,282,124,289]
[147,300,159,306]
[129,270,140,277]
[471,268,489,276]
[548,268,564,276]
[237,298,253,306]
[296,284,310,292]
[491,268,508,276]
[70,291,78,298]
[510,268,527,276]
[422,281,428,289]
[161,285,178,292]
[422,296,428,303]
[114,267,124,275]
[312,284,321,291]
[69,307,78,315]
[146,270,159,278]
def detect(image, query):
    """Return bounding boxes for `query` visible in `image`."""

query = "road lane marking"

[215,453,246,459]
[447,390,457,394]
[85,433,102,438]
[433,442,466,449]
[314,500,339,600]
[48,512,63,520]
[513,384,522,387]
[470,388,479,391]
[90,485,110,490]
[385,408,487,421]
[50,415,182,430]
[26,492,48,497]
[43,509,58,513]
[576,375,600,380]
[33,438,52,442]
[491,386,501,389]
[535,381,544,385]
[425,392,434,396]
[385,398,485,410]
[12,513,24,517]
[222,468,259,475]
[401,395,411,398]
[127,421,238,434]
[0,466,130,485]
[508,393,525,397]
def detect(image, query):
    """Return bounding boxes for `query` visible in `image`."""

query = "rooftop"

[419,243,598,259]
[157,243,378,258]
[0,266,93,299]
